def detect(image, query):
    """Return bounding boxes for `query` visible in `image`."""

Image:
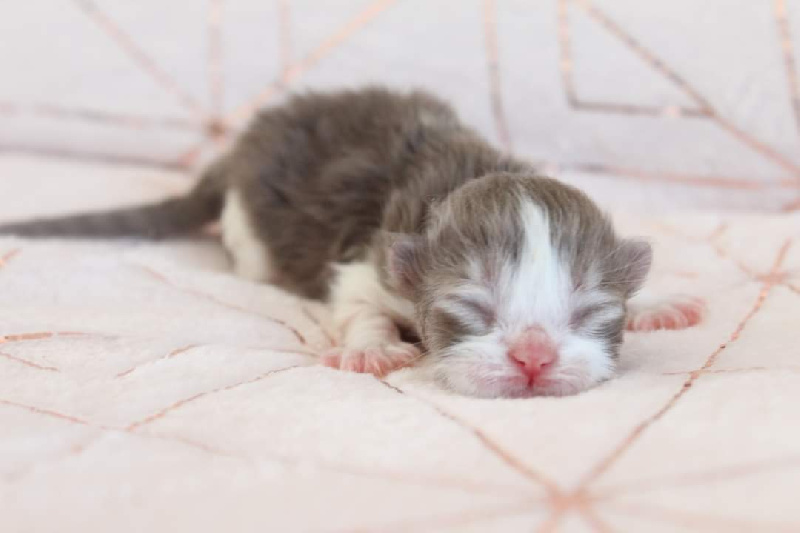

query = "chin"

[432,360,614,399]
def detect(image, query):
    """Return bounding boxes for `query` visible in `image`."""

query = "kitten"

[0,87,704,398]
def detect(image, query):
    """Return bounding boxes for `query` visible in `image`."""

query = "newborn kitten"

[0,87,704,398]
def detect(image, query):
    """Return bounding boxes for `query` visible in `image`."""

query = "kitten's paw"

[626,294,706,332]
[321,342,421,376]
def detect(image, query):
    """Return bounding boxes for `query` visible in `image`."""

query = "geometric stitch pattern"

[0,0,799,209]
[2,2,800,531]
[1,148,800,533]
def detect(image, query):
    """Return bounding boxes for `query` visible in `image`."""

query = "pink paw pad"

[627,296,706,332]
[321,343,421,376]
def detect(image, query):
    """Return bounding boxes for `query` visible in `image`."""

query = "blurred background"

[1,0,798,212]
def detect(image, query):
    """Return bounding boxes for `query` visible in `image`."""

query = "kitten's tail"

[0,160,228,240]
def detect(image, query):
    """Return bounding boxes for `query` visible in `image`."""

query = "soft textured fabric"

[1,154,799,532]
[1,0,799,211]
[2,2,800,530]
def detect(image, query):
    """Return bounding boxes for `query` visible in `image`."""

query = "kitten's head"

[385,174,651,398]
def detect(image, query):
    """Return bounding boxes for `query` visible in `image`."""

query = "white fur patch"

[330,261,415,329]
[502,200,572,330]
[499,200,614,383]
[324,261,419,375]
[220,189,273,281]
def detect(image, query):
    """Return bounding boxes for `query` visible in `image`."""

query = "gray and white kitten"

[0,87,704,398]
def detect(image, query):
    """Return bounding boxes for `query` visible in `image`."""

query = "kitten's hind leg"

[322,262,420,376]
[626,291,706,332]
[220,188,274,282]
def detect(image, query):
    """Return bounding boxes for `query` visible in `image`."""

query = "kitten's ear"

[612,239,652,296]
[385,233,425,295]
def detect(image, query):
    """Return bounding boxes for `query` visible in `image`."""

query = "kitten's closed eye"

[455,297,496,327]
[430,295,496,344]
[570,302,624,332]
[570,304,604,329]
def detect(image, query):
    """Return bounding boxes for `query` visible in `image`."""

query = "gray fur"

[0,86,651,355]
[0,159,227,238]
[381,174,650,357]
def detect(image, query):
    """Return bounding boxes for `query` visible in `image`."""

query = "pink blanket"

[1,154,799,532]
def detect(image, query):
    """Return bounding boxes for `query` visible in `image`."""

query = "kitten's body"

[0,87,704,397]
[220,87,523,298]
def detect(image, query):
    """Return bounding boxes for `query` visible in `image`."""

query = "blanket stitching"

[126,364,305,430]
[227,0,399,124]
[594,454,800,500]
[135,262,308,345]
[376,380,562,500]
[483,0,513,152]
[570,0,800,179]
[531,238,793,531]
[72,0,206,119]
[579,240,791,486]
[0,248,21,268]
[602,500,800,533]
[0,350,59,372]
[0,396,527,496]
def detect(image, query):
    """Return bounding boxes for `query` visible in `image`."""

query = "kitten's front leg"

[321,263,420,376]
[321,305,420,375]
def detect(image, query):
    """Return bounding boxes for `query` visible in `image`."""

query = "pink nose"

[508,327,557,381]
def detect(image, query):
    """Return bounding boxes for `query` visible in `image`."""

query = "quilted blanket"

[3,0,800,529]
[1,154,799,532]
